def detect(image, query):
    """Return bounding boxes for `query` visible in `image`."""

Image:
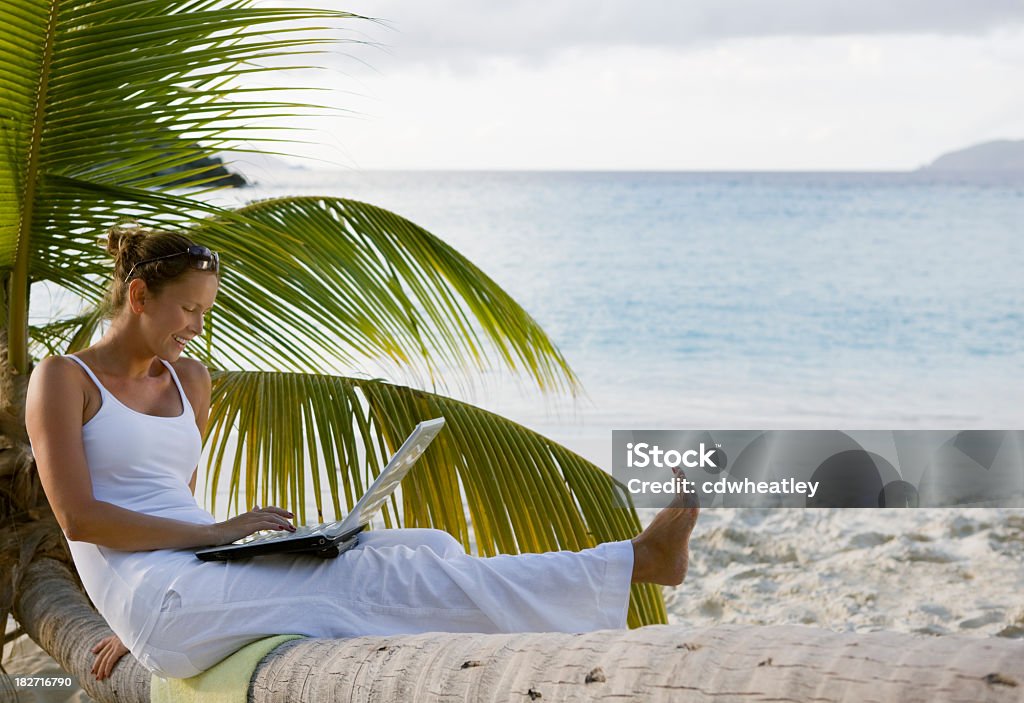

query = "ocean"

[221,170,1024,467]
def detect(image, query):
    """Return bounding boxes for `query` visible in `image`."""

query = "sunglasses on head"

[124,245,220,284]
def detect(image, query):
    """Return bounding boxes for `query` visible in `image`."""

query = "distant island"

[153,151,308,188]
[918,140,1024,173]
[156,152,248,188]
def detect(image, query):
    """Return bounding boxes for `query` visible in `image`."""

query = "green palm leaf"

[27,303,103,356]
[206,369,665,627]
[191,197,579,393]
[1,0,578,392]
[29,190,581,394]
[0,0,360,371]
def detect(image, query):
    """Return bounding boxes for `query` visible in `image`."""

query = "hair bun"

[104,222,148,266]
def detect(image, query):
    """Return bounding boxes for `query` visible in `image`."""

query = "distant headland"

[918,139,1024,173]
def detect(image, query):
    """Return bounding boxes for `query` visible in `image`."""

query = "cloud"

[337,0,1024,66]
[239,4,1024,170]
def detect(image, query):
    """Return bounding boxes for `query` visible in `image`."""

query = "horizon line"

[247,166,1024,176]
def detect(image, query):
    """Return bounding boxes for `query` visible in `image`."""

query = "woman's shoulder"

[170,357,211,386]
[169,358,212,409]
[27,355,91,414]
[33,354,88,385]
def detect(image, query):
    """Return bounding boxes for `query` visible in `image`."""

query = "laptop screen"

[325,418,446,538]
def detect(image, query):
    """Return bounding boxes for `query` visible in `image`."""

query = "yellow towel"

[150,635,305,703]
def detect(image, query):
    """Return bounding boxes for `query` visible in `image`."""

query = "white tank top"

[62,355,217,654]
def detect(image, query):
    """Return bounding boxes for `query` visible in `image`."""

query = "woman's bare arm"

[61,500,292,551]
[26,357,292,551]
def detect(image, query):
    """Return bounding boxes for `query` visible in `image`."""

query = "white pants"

[137,529,635,678]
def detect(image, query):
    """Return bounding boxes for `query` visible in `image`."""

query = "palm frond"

[0,0,361,371]
[192,197,579,394]
[27,304,104,357]
[205,369,665,627]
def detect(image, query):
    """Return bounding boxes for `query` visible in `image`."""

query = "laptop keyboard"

[234,524,325,545]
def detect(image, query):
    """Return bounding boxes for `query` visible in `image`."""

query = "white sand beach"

[664,507,1024,637]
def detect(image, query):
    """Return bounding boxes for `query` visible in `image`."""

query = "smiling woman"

[21,223,700,682]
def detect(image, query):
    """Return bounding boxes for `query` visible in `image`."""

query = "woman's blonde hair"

[101,222,217,319]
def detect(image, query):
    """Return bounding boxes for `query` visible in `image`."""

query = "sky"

[244,1,1024,171]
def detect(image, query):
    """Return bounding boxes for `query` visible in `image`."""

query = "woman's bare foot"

[630,467,700,586]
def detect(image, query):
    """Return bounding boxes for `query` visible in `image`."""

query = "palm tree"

[0,1,663,698]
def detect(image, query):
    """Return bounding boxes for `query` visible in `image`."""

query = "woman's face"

[138,270,220,360]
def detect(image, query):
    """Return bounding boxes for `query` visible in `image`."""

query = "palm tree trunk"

[15,558,1024,703]
[246,623,1024,703]
[13,556,150,703]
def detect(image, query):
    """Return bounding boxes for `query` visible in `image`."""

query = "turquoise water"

[235,170,1024,461]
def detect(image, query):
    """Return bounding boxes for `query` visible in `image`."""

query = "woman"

[26,224,699,680]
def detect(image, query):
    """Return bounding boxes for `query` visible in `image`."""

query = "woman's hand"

[91,634,129,681]
[208,505,295,545]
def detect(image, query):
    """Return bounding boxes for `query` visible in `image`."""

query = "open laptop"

[195,418,446,561]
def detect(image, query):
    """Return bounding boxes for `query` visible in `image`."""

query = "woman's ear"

[127,279,148,314]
